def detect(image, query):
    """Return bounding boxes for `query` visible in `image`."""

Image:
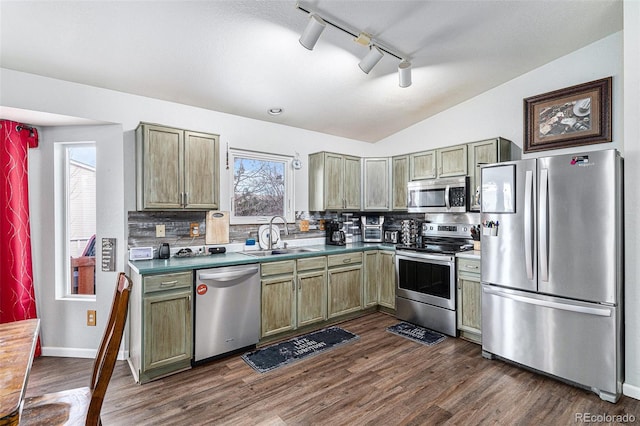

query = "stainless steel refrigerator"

[480,149,623,403]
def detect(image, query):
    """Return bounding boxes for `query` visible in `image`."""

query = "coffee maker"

[325,220,346,246]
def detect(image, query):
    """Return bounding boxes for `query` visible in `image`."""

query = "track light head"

[358,46,384,74]
[398,60,412,88]
[299,13,326,50]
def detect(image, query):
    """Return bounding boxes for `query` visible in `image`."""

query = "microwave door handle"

[444,185,451,209]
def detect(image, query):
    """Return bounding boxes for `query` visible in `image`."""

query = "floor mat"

[386,322,446,346]
[242,326,359,373]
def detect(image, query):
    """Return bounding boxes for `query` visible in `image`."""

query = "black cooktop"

[396,238,473,255]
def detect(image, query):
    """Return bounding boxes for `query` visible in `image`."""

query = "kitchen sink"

[241,247,319,257]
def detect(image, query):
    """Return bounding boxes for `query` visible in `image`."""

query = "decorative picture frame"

[523,77,612,153]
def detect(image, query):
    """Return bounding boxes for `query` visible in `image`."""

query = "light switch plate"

[156,224,165,237]
[87,310,96,326]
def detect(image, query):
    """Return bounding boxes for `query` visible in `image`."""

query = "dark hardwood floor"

[25,313,640,425]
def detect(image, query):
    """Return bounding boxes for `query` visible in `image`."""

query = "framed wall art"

[523,77,612,153]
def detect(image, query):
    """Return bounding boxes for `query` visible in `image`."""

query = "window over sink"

[229,149,294,224]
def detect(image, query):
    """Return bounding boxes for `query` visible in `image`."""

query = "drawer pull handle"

[343,259,351,264]
[160,280,178,287]
[465,265,479,270]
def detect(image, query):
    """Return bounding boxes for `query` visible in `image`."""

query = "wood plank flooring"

[25,313,640,425]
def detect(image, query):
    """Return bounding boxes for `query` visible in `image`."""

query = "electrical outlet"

[190,223,200,237]
[87,310,96,326]
[156,224,165,237]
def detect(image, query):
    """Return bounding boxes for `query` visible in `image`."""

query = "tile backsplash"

[127,210,426,249]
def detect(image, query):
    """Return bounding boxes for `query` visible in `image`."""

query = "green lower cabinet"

[261,257,328,337]
[457,257,482,344]
[128,270,193,384]
[378,251,396,309]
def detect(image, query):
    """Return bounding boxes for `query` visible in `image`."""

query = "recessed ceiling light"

[268,107,284,116]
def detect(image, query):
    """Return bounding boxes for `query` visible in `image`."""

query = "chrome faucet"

[269,216,289,249]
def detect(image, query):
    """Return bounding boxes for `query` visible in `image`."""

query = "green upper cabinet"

[309,152,361,211]
[467,137,515,211]
[362,157,390,211]
[437,144,468,178]
[391,155,409,211]
[136,122,219,210]
[409,149,437,180]
[410,145,468,181]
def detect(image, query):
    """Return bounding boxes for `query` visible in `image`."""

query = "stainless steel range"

[395,222,474,336]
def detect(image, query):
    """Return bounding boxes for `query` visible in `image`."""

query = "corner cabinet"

[362,157,390,211]
[128,270,193,383]
[363,250,395,310]
[457,257,481,344]
[136,122,220,210]
[391,155,409,211]
[309,152,361,211]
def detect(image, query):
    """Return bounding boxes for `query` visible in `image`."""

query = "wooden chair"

[20,272,133,426]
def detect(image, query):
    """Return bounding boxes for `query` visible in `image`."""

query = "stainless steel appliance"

[384,230,399,244]
[194,264,261,363]
[396,222,474,336]
[326,220,346,246]
[362,215,384,242]
[407,176,469,213]
[480,149,623,402]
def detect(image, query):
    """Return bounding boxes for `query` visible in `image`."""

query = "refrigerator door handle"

[444,184,450,209]
[539,168,549,282]
[483,286,612,317]
[524,170,534,280]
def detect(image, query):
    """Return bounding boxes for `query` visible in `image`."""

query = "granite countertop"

[128,242,398,275]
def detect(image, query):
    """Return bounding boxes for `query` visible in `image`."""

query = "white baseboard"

[41,346,129,361]
[623,382,640,400]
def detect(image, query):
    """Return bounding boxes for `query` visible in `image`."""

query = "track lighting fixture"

[296,3,413,88]
[398,60,412,88]
[358,46,384,74]
[299,13,326,50]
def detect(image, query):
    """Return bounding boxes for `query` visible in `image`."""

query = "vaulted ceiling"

[0,0,623,142]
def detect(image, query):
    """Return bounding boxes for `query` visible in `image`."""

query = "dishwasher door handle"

[198,266,260,282]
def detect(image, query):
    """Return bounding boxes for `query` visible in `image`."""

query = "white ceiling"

[0,0,623,143]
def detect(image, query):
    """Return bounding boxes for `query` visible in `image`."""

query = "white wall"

[29,124,125,356]
[371,32,623,158]
[0,68,372,216]
[623,0,640,400]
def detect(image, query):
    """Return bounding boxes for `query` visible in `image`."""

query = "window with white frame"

[55,142,97,298]
[229,149,294,224]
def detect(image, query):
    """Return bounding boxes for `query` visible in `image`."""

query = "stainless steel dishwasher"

[194,263,260,363]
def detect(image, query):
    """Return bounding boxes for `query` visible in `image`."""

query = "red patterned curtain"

[0,119,41,357]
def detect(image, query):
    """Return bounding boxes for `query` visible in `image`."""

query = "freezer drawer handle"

[199,267,260,282]
[483,287,612,317]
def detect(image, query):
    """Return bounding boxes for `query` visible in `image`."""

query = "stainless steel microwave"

[407,176,469,213]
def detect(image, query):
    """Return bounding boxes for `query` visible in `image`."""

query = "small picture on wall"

[523,77,612,153]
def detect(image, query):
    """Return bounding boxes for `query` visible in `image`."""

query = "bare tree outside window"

[230,150,293,224]
[234,158,284,216]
